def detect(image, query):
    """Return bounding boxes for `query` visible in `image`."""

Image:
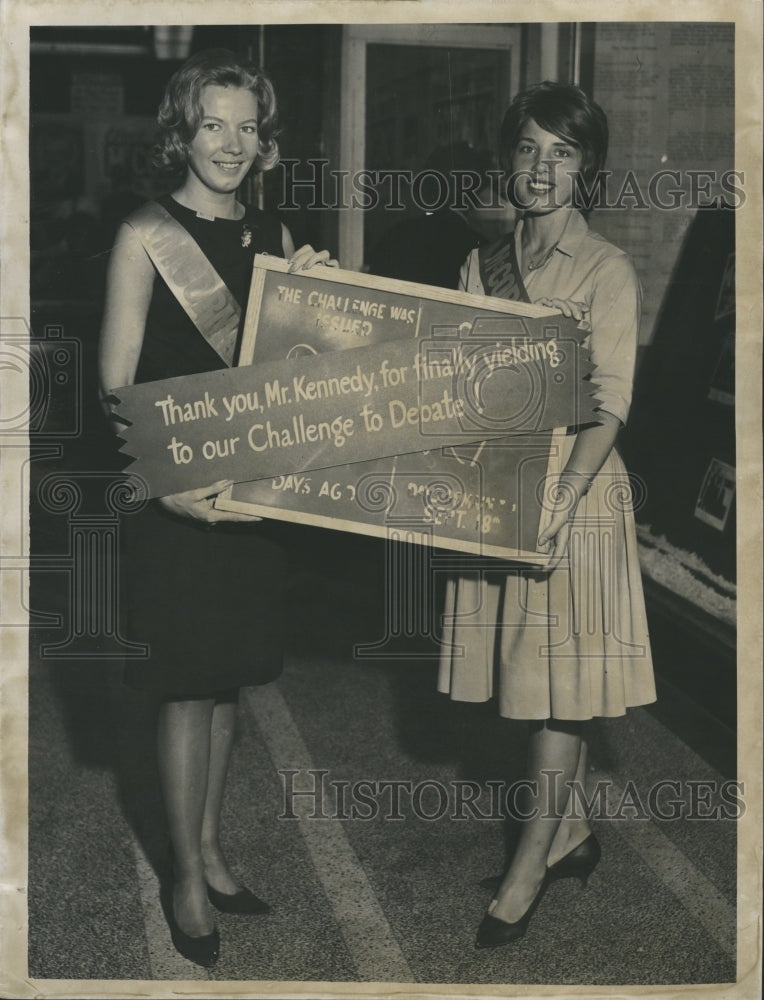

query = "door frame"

[339,23,523,271]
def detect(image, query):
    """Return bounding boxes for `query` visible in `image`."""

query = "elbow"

[595,407,624,428]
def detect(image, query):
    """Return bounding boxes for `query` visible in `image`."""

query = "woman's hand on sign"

[536,471,586,571]
[537,464,597,570]
[281,224,339,271]
[158,480,263,524]
[288,244,340,272]
[536,297,588,323]
[537,508,572,572]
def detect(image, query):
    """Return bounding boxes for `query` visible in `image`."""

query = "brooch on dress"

[241,225,253,248]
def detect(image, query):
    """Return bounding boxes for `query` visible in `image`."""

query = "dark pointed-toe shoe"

[207,883,271,915]
[169,918,220,967]
[160,883,220,968]
[546,833,601,887]
[475,874,551,950]
[480,832,601,893]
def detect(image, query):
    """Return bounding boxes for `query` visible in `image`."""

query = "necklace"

[191,200,245,223]
[523,209,573,271]
[526,241,559,271]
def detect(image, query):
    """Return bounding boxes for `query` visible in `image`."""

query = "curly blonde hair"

[153,48,279,174]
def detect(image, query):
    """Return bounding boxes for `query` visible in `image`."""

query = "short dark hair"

[498,81,608,186]
[153,48,279,173]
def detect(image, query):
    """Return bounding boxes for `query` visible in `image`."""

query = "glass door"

[339,24,521,271]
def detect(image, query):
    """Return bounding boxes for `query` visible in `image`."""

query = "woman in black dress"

[99,49,336,967]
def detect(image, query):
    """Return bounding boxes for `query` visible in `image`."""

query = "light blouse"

[459,208,641,425]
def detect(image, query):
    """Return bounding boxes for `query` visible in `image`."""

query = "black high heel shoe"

[160,882,220,968]
[546,832,601,887]
[207,883,271,915]
[479,833,601,893]
[475,872,551,949]
[168,844,270,916]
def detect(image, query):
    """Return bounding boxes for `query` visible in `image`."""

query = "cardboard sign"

[213,258,600,561]
[114,260,597,513]
[220,434,566,561]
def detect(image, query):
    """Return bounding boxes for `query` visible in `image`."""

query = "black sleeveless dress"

[121,195,287,699]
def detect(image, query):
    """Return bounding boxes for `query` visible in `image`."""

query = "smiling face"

[510,118,583,214]
[185,84,260,196]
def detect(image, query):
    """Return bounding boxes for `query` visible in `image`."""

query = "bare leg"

[201,695,242,894]
[157,697,215,937]
[546,734,592,867]
[489,719,582,923]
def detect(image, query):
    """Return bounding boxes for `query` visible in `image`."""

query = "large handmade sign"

[114,257,600,561]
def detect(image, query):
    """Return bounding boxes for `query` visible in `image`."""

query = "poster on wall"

[694,457,736,531]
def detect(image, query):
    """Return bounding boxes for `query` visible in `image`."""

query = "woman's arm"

[538,255,641,568]
[537,412,620,567]
[102,222,338,524]
[98,222,155,416]
[99,223,261,523]
[281,223,295,260]
[281,223,339,270]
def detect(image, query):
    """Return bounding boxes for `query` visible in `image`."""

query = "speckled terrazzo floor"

[25,526,738,991]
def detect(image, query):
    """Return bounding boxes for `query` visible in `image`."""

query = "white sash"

[127,201,241,367]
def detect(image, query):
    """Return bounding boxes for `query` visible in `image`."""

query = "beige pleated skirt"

[437,431,656,720]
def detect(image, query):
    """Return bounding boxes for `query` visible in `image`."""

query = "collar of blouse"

[515,208,589,266]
